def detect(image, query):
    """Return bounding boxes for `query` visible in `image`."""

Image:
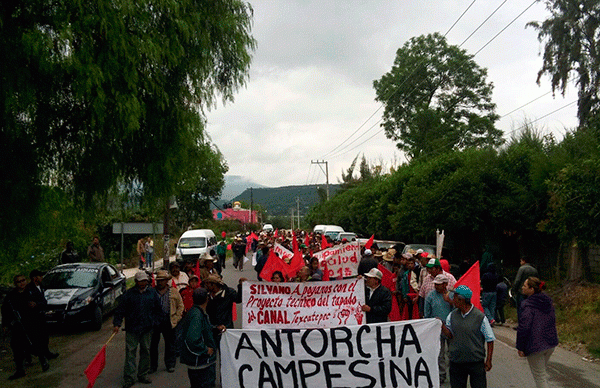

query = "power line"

[329,0,540,160]
[319,0,479,159]
[324,0,516,159]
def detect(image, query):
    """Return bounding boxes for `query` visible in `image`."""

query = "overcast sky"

[205,0,579,188]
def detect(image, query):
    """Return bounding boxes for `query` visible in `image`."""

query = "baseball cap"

[453,285,473,299]
[425,258,441,268]
[134,271,150,282]
[364,268,383,280]
[363,249,372,256]
[433,274,449,284]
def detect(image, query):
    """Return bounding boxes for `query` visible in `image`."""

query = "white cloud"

[206,0,579,187]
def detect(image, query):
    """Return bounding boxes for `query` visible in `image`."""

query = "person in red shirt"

[180,275,200,313]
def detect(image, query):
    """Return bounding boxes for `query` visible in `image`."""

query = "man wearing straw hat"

[150,270,184,374]
[113,271,161,388]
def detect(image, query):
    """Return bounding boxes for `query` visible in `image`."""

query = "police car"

[42,263,126,330]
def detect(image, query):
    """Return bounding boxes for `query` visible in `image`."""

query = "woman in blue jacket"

[516,277,559,388]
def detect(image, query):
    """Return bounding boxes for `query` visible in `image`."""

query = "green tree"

[0,0,255,241]
[528,0,600,125]
[373,33,502,159]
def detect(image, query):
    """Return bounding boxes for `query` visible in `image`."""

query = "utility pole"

[296,196,300,229]
[291,208,294,230]
[249,187,253,224]
[311,160,329,200]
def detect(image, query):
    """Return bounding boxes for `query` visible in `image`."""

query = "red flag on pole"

[378,264,401,321]
[364,234,375,249]
[259,251,288,281]
[321,234,330,249]
[455,261,483,312]
[286,232,305,278]
[304,234,311,249]
[274,229,279,238]
[85,345,106,388]
[292,232,299,253]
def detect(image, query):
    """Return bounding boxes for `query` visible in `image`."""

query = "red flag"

[85,345,106,388]
[248,232,259,242]
[287,252,305,279]
[304,234,311,249]
[292,232,299,254]
[321,234,330,249]
[378,264,401,321]
[364,234,375,249]
[274,229,279,238]
[455,261,483,312]
[286,232,305,278]
[321,259,330,281]
[259,251,288,281]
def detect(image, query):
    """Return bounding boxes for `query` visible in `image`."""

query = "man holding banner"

[362,268,392,324]
[442,285,495,388]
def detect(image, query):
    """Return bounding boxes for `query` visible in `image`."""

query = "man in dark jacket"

[1,274,50,380]
[204,275,245,386]
[26,269,58,361]
[357,249,379,276]
[180,287,217,388]
[113,271,162,388]
[204,275,244,333]
[513,257,538,327]
[361,268,392,323]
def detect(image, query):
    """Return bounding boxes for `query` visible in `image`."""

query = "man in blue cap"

[441,285,495,388]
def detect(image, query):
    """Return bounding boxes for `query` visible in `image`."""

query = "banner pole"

[105,332,117,347]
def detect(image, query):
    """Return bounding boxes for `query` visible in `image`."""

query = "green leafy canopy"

[373,33,502,159]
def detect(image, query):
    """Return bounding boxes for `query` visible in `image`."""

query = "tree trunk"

[566,238,583,282]
[554,241,562,282]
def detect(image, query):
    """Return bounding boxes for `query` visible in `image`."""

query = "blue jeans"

[481,292,496,323]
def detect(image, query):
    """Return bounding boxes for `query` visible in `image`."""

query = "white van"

[323,225,345,241]
[313,225,326,234]
[176,229,217,262]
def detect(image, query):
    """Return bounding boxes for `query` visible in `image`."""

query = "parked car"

[42,263,126,330]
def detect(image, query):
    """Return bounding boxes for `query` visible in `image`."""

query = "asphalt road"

[1,255,599,387]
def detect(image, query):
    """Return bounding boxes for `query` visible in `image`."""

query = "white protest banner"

[273,242,294,261]
[221,319,441,388]
[242,278,365,329]
[313,241,360,278]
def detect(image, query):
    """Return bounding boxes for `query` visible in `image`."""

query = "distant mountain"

[220,175,267,201]
[232,184,340,216]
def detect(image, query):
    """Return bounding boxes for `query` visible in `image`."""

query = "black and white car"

[42,263,126,330]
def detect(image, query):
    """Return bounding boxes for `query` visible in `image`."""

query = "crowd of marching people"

[2,229,558,388]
